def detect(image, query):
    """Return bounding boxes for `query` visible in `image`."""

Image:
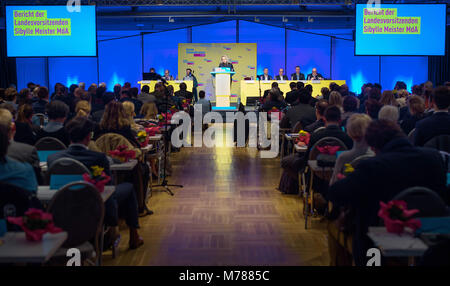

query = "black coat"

[328,137,447,265]
[291,73,305,80]
[414,112,450,146]
[274,75,288,80]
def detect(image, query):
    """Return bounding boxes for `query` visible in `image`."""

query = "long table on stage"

[138,80,194,93]
[240,80,346,105]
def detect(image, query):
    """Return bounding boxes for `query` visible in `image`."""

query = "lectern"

[210,67,235,107]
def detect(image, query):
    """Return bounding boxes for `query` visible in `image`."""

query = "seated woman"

[75,100,92,119]
[0,124,38,193]
[139,102,160,126]
[14,104,39,145]
[400,95,426,135]
[94,101,140,147]
[122,101,143,133]
[329,114,373,185]
[36,100,71,147]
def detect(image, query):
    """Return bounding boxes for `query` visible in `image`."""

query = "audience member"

[36,100,70,146]
[400,95,426,135]
[378,105,399,123]
[285,82,298,105]
[304,99,328,133]
[285,89,316,129]
[328,120,447,266]
[32,86,49,114]
[14,104,39,145]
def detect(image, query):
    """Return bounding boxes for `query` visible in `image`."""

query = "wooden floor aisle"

[103,138,329,266]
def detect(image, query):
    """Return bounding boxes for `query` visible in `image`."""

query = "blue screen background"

[6,5,97,57]
[355,4,446,56]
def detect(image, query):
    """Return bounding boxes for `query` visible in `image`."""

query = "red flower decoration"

[7,208,62,241]
[145,126,161,137]
[378,200,422,234]
[108,145,136,162]
[267,107,282,120]
[82,172,111,193]
[316,145,341,155]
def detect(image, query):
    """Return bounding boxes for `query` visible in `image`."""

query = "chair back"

[47,182,104,248]
[35,136,67,151]
[95,133,141,157]
[47,158,91,190]
[32,113,47,127]
[424,135,450,153]
[0,182,42,231]
[349,154,375,168]
[393,186,449,218]
[407,128,416,143]
[291,121,303,133]
[308,136,348,161]
[313,126,326,133]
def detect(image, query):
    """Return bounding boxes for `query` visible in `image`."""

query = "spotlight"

[254,17,260,23]
[308,17,314,23]
[169,17,174,23]
[282,17,288,23]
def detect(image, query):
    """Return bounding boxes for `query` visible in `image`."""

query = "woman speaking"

[218,55,234,71]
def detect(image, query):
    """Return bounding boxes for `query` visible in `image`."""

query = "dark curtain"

[0,29,17,88]
[428,26,449,86]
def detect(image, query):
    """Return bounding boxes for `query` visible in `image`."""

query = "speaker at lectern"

[210,67,235,108]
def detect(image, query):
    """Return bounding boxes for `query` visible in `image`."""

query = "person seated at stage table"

[138,85,156,104]
[414,86,450,146]
[36,100,71,147]
[285,89,316,129]
[14,104,39,146]
[0,124,38,193]
[328,120,447,266]
[48,117,144,250]
[218,55,234,71]
[163,69,174,81]
[32,86,49,115]
[261,88,286,112]
[291,66,305,81]
[285,82,299,105]
[274,68,288,81]
[0,108,42,185]
[174,82,193,101]
[94,101,140,147]
[304,99,328,133]
[307,68,324,81]
[258,68,272,81]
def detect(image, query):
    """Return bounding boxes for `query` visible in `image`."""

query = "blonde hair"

[346,113,371,141]
[380,90,398,106]
[75,100,91,117]
[100,101,130,131]
[122,101,136,120]
[397,89,409,99]
[0,108,13,132]
[329,91,343,108]
[141,102,158,120]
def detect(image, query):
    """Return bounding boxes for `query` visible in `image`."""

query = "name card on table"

[50,174,84,190]
[310,80,321,84]
[37,150,60,163]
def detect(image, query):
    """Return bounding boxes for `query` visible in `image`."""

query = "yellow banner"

[363,8,420,34]
[13,10,71,36]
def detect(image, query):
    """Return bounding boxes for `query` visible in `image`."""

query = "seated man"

[196,90,211,116]
[174,82,193,101]
[304,99,328,133]
[291,66,305,80]
[274,68,288,80]
[0,109,42,184]
[137,85,156,104]
[307,68,324,80]
[278,106,352,194]
[285,82,299,105]
[263,82,283,101]
[258,68,272,81]
[0,124,38,193]
[36,100,71,146]
[48,117,144,249]
[285,89,316,129]
[328,120,447,266]
[414,86,450,146]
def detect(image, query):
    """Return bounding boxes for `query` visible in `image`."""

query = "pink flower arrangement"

[295,130,310,146]
[145,126,161,137]
[108,145,136,162]
[316,145,341,155]
[8,208,62,241]
[267,107,282,120]
[82,165,111,193]
[378,200,422,234]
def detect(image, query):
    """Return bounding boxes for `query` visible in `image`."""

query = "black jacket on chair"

[328,137,447,266]
[414,112,450,146]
